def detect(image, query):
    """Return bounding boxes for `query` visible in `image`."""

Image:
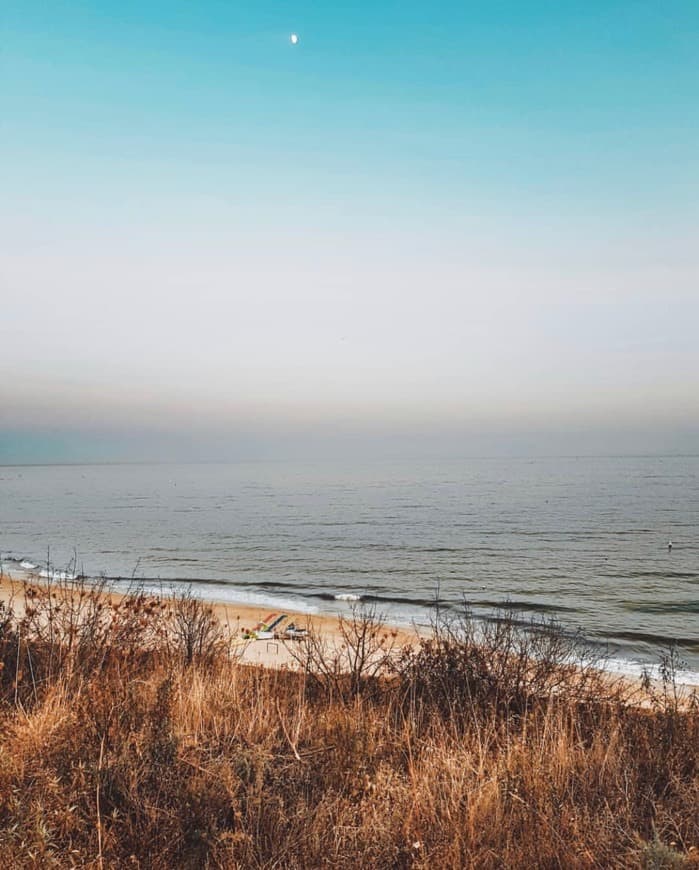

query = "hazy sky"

[2,1,698,462]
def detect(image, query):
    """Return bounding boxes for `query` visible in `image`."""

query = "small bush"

[640,837,691,869]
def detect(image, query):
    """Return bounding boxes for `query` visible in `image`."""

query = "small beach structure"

[242,613,288,640]
[284,622,308,641]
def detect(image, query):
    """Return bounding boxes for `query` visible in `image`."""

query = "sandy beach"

[2,566,696,701]
[0,568,421,671]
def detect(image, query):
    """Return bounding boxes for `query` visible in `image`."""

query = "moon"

[290,33,299,45]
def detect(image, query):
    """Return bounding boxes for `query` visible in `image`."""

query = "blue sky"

[1,1,698,461]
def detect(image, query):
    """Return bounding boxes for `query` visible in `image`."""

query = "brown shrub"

[0,579,697,868]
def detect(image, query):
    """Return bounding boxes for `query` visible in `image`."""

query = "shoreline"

[1,563,697,691]
[0,568,422,671]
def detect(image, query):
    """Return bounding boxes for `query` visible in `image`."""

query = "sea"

[1,457,698,682]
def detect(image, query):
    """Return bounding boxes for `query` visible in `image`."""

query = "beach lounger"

[248,614,288,640]
[241,612,278,639]
[267,614,288,633]
[254,612,277,631]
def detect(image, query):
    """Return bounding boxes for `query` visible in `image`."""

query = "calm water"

[1,458,698,677]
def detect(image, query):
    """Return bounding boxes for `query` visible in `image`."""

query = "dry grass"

[0,579,697,868]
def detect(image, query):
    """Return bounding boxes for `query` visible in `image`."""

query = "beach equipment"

[242,612,278,639]
[254,612,277,631]
[251,615,288,640]
[267,614,288,632]
[242,613,289,640]
[284,623,308,640]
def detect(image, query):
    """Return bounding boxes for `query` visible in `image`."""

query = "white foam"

[603,656,699,688]
[20,560,38,570]
[334,593,362,602]
[37,567,78,581]
[110,579,320,615]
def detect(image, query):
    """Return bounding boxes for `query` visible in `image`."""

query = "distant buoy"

[668,540,673,551]
[290,33,299,45]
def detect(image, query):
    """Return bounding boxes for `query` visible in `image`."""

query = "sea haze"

[1,457,698,678]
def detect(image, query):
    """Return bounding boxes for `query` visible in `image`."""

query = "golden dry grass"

[0,578,697,868]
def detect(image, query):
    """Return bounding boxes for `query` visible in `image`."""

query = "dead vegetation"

[0,578,697,868]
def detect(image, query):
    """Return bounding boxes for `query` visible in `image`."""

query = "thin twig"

[96,736,105,870]
[276,698,302,762]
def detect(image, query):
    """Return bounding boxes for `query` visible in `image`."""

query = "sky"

[1,1,698,462]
